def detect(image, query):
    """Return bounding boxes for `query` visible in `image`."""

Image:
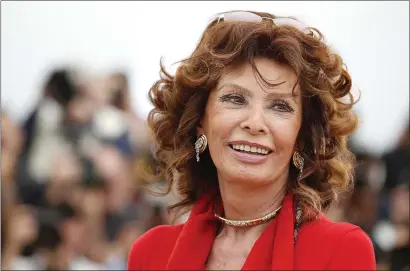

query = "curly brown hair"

[147,11,359,221]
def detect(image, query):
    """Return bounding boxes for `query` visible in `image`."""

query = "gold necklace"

[214,205,282,227]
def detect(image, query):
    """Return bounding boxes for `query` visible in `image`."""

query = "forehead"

[217,57,298,93]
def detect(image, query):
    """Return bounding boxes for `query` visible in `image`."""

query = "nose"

[240,107,269,135]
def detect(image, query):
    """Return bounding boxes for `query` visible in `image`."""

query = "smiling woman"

[128,10,376,270]
[200,58,302,193]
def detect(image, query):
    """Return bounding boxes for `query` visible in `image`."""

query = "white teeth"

[231,144,270,155]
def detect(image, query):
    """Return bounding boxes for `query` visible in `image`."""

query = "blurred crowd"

[1,68,179,270]
[1,67,409,270]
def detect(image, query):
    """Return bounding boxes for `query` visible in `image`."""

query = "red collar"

[166,190,296,270]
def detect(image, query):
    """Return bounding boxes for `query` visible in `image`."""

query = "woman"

[128,11,376,270]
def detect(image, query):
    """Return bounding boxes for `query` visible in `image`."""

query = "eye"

[269,100,294,112]
[219,93,246,105]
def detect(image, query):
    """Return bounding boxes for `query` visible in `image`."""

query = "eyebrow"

[217,83,298,101]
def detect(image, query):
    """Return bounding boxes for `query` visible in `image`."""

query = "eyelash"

[269,100,294,113]
[219,93,294,113]
[219,93,245,105]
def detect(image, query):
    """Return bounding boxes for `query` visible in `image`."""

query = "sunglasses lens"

[215,12,310,35]
[223,11,262,22]
[273,18,310,33]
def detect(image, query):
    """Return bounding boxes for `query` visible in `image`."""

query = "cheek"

[269,115,301,152]
[203,103,241,158]
[204,102,235,142]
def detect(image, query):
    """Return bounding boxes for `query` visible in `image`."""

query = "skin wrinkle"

[145,11,360,270]
[199,57,302,226]
[217,83,299,105]
[199,57,302,270]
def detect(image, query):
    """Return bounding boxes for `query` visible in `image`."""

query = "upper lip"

[228,140,274,152]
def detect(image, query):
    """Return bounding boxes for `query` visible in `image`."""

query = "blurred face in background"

[1,113,23,182]
[116,222,144,256]
[90,146,134,213]
[85,73,128,110]
[66,93,98,124]
[389,185,409,225]
[60,217,87,254]
[5,205,38,247]
[46,152,83,206]
[81,187,107,219]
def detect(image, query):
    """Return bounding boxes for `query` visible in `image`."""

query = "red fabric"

[127,192,376,270]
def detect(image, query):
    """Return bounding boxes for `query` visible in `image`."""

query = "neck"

[216,172,288,237]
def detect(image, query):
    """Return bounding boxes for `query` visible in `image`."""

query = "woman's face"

[200,57,302,186]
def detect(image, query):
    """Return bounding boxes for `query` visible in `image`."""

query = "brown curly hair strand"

[146,11,359,222]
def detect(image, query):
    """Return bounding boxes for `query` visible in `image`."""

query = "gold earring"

[293,151,304,174]
[195,134,208,162]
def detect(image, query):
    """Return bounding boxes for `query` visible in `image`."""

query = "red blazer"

[128,193,376,270]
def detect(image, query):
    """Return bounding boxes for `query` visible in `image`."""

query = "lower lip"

[229,147,269,164]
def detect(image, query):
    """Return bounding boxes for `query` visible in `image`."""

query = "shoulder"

[326,222,376,270]
[127,224,183,270]
[298,216,376,270]
[301,215,363,239]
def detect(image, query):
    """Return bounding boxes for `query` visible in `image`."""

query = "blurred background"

[1,1,408,270]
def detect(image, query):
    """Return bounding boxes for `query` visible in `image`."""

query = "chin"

[223,167,273,187]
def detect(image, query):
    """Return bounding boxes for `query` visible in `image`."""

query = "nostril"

[241,122,268,135]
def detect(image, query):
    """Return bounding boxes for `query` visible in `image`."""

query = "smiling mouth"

[229,144,272,156]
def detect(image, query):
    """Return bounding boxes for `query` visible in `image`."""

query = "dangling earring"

[293,151,304,175]
[195,134,208,162]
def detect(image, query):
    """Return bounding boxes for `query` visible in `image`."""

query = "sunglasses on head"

[212,11,313,35]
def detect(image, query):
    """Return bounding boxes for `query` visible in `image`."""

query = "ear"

[196,121,204,137]
[294,139,305,152]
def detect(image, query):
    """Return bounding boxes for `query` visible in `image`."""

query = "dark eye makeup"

[219,92,295,113]
[219,93,247,105]
[268,100,295,113]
